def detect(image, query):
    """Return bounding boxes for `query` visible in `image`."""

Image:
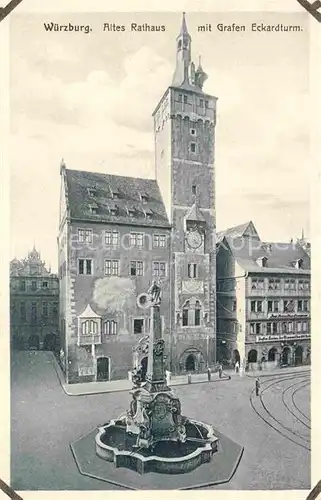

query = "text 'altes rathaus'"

[58,14,217,384]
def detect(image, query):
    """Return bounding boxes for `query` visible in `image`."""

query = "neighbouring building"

[58,13,217,384]
[10,247,59,351]
[216,221,311,370]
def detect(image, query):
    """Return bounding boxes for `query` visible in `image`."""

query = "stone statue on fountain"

[125,280,188,450]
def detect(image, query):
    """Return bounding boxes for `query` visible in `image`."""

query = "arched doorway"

[294,346,303,365]
[185,354,196,372]
[268,347,278,362]
[281,347,291,365]
[140,356,148,382]
[97,357,110,381]
[233,349,240,364]
[248,349,257,363]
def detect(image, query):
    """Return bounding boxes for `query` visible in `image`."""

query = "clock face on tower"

[186,230,202,249]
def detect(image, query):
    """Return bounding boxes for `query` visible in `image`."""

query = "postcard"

[1,0,320,498]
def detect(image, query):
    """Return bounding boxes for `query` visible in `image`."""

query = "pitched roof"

[217,221,260,240]
[64,169,170,228]
[220,236,310,274]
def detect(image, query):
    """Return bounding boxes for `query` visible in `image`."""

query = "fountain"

[71,281,243,489]
[95,281,219,474]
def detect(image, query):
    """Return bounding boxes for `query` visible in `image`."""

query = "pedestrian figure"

[235,360,240,373]
[207,367,211,382]
[218,364,223,379]
[255,377,260,396]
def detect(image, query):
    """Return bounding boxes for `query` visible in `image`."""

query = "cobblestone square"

[11,351,310,490]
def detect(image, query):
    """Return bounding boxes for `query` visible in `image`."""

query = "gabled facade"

[10,248,59,350]
[58,14,218,383]
[216,223,311,370]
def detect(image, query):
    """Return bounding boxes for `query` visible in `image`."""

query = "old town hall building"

[58,14,217,383]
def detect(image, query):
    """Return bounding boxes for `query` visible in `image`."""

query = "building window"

[42,281,48,289]
[195,301,201,326]
[283,300,295,313]
[284,279,296,290]
[42,303,48,318]
[302,321,308,332]
[268,278,280,290]
[232,300,237,312]
[297,322,302,332]
[188,263,197,278]
[199,98,204,106]
[182,307,189,326]
[103,320,117,335]
[250,323,261,334]
[153,261,166,277]
[52,303,58,318]
[105,230,119,246]
[105,260,119,276]
[178,94,182,102]
[190,128,196,136]
[250,300,263,313]
[133,319,144,334]
[31,281,37,291]
[140,194,148,204]
[131,261,143,277]
[31,303,37,322]
[205,100,209,108]
[190,142,197,153]
[299,279,310,291]
[268,300,279,313]
[78,229,92,243]
[192,185,197,195]
[267,322,278,334]
[20,302,26,321]
[78,259,92,275]
[251,278,264,290]
[130,232,144,248]
[153,234,166,247]
[282,322,288,333]
[110,206,118,216]
[81,320,98,335]
[183,95,188,104]
[20,280,26,292]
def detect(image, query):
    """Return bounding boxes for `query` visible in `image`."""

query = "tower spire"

[180,12,189,36]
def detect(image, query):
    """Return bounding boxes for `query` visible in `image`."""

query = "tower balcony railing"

[77,333,101,346]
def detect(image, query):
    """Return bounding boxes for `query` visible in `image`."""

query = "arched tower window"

[182,299,202,327]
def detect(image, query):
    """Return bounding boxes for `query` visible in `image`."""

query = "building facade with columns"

[58,14,217,384]
[216,222,311,370]
[10,248,59,351]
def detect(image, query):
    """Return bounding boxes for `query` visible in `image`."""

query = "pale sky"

[10,11,310,271]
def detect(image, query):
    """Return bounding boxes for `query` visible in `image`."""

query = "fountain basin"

[95,416,219,475]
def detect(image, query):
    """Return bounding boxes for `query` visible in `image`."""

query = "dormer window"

[140,194,148,204]
[87,187,96,197]
[257,256,268,268]
[109,204,118,216]
[110,185,120,199]
[144,207,153,220]
[295,258,303,269]
[89,205,98,214]
[127,207,136,218]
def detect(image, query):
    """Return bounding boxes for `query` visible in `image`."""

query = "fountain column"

[145,300,169,393]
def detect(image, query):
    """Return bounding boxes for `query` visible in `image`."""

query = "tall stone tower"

[153,13,217,373]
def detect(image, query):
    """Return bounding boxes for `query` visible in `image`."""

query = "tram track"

[282,379,311,430]
[250,372,311,452]
[291,381,311,423]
